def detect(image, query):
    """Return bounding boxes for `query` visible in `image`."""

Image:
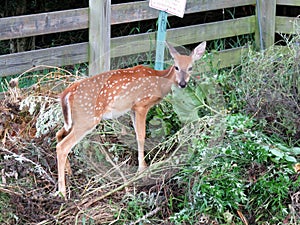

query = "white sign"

[149,0,187,18]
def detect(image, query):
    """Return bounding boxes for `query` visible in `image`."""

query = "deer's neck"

[153,66,176,96]
[155,66,176,82]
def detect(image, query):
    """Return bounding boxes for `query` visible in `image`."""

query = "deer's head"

[166,41,206,88]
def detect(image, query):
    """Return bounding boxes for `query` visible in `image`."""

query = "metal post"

[154,11,168,70]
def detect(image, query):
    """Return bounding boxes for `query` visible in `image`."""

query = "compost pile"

[0,68,190,224]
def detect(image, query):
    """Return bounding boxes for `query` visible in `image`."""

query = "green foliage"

[171,76,224,123]
[248,169,297,222]
[119,192,161,224]
[169,114,299,224]
[147,99,181,139]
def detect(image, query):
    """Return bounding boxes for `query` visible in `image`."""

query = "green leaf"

[269,148,284,158]
[284,155,297,162]
[275,143,290,152]
[149,117,162,126]
[291,147,300,155]
[171,80,222,123]
[171,86,203,123]
[262,145,270,151]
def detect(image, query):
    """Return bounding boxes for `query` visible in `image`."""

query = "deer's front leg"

[132,108,148,171]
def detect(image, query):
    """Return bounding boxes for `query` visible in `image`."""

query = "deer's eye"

[188,67,193,72]
[174,66,179,71]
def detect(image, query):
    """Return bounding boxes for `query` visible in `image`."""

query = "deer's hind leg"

[56,127,72,176]
[56,123,96,198]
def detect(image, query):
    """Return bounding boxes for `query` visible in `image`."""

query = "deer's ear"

[166,42,179,58]
[191,41,206,61]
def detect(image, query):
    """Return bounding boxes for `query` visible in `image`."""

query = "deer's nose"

[178,80,187,88]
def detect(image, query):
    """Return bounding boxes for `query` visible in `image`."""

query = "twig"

[237,210,249,225]
[83,173,141,208]
[0,184,22,197]
[129,202,166,225]
[17,65,74,80]
[0,147,55,184]
[97,142,130,193]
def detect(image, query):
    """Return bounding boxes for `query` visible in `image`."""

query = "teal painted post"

[154,11,168,70]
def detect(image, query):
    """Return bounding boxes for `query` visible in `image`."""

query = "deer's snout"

[176,70,189,88]
[178,80,187,88]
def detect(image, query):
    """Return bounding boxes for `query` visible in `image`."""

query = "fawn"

[56,41,206,197]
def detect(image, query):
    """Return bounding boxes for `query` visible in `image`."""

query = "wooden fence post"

[89,0,111,76]
[255,0,276,50]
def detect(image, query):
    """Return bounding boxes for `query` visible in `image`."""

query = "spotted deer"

[56,41,206,197]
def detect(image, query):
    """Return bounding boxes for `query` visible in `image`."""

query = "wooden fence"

[0,0,299,77]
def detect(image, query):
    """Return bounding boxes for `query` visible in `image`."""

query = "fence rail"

[0,0,299,77]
